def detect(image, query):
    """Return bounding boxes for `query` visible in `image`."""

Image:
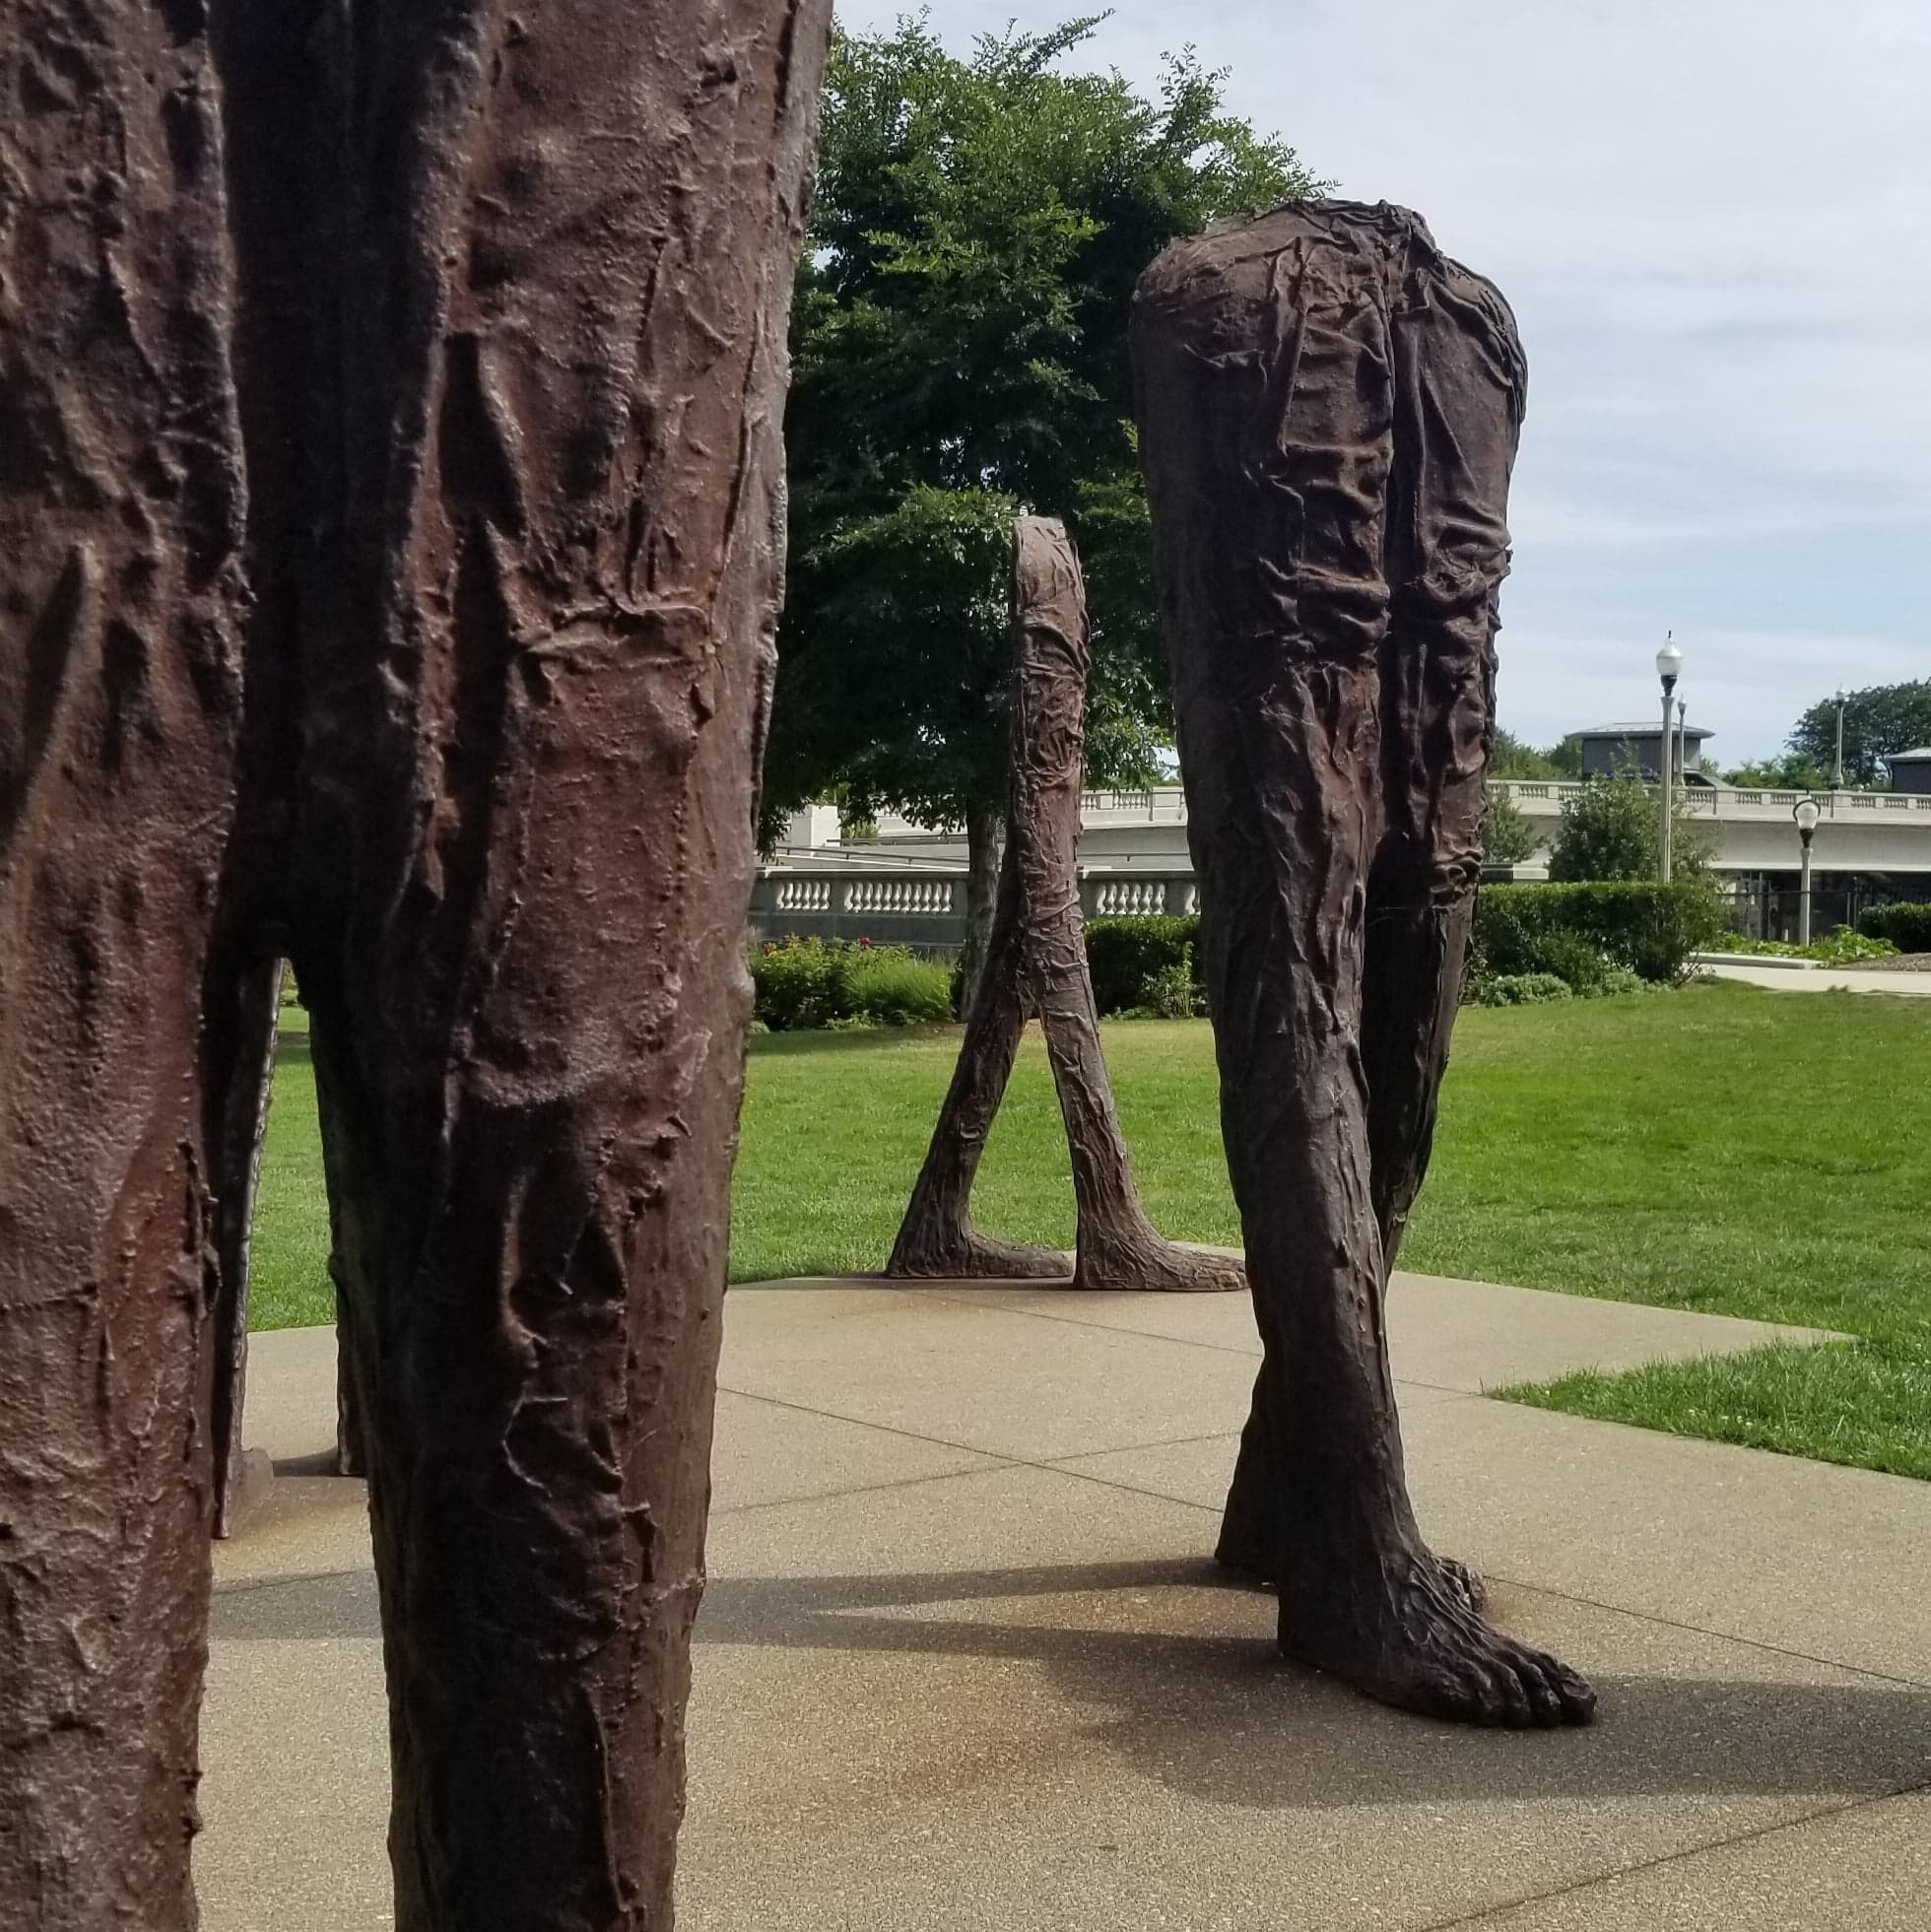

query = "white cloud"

[833,0,1930,760]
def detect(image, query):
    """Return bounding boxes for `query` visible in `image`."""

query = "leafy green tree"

[1546,733,1586,778]
[1788,681,1931,787]
[1722,752,1829,789]
[1481,784,1540,865]
[765,15,1318,995]
[1548,777,1713,883]
[1489,727,1561,780]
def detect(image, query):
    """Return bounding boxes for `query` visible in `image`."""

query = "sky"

[835,0,1931,764]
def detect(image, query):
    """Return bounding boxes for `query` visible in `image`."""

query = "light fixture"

[1656,636,1684,690]
[1793,796,1822,836]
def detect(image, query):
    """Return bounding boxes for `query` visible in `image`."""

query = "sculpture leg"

[887,851,1069,1279]
[1216,233,1522,1600]
[0,4,248,1915]
[1029,911,1242,1295]
[285,4,831,1923]
[1135,202,1592,1725]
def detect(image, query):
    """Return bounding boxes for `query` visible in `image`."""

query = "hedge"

[750,938,954,1031]
[1082,881,1722,1017]
[1474,881,1728,985]
[1084,916,1200,1017]
[1858,901,1931,954]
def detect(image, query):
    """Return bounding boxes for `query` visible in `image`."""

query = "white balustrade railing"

[842,879,954,916]
[775,879,832,912]
[1094,879,1169,918]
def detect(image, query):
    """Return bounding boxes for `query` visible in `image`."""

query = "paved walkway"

[1698,958,1931,996]
[200,1274,1931,1930]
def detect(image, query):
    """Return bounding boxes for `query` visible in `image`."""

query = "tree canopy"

[1787,680,1931,787]
[762,14,1320,842]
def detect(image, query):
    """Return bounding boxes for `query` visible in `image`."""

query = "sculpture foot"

[1279,1545,1594,1729]
[886,1223,1072,1282]
[1073,1234,1245,1295]
[1217,1537,1489,1613]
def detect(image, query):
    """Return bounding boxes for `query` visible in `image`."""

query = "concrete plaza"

[200,1272,1931,1930]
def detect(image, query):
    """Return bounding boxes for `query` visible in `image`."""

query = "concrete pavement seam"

[1416,1776,1931,1931]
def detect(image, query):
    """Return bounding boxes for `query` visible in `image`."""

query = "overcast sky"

[836,1,1930,763]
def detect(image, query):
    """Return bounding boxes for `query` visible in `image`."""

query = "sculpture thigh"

[0,7,246,1922]
[1363,260,1523,1267]
[1143,214,1415,1540]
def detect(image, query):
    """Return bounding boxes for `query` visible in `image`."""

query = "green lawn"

[250,982,1931,1479]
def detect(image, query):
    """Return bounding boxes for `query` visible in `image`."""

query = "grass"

[248,981,1931,1479]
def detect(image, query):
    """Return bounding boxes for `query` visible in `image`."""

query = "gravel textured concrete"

[198,1277,1926,1930]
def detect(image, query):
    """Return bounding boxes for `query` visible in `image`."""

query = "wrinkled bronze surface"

[0,3,832,1923]
[1134,200,1595,1728]
[889,517,1241,1295]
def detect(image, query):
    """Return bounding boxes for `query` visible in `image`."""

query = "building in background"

[1885,749,1931,797]
[1574,720,1715,784]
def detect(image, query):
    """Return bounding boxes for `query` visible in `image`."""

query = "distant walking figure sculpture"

[888,517,1242,1295]
[1132,201,1597,1725]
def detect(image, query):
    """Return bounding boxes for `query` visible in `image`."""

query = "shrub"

[1476,881,1727,985]
[1858,901,1931,954]
[1084,917,1200,1016]
[1482,784,1540,865]
[1473,972,1573,1007]
[749,937,953,1030]
[751,937,853,1030]
[841,948,955,1027]
[1144,943,1207,1019]
[1725,930,1900,966]
[1548,775,1713,884]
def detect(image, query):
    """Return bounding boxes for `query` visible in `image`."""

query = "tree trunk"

[956,805,1004,1018]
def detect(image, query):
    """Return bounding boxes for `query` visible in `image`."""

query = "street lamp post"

[1793,796,1821,945]
[1832,687,1847,790]
[1656,635,1683,883]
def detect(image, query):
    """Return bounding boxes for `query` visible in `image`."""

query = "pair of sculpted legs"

[888,518,1240,1296]
[1134,201,1595,1725]
[0,4,832,1926]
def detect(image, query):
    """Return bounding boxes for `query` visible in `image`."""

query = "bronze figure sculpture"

[0,3,833,1926]
[888,517,1242,1295]
[1132,201,1597,1726]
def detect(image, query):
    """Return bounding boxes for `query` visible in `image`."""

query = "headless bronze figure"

[0,5,833,1927]
[1133,202,1596,1726]
[888,516,1242,1296]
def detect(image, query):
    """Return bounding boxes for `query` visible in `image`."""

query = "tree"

[765,15,1319,997]
[1546,733,1586,778]
[1489,727,1560,779]
[1482,784,1540,865]
[1547,776,1713,883]
[1722,752,1828,789]
[1788,681,1931,787]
